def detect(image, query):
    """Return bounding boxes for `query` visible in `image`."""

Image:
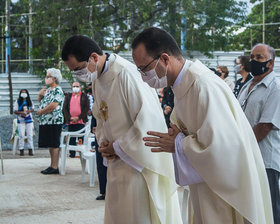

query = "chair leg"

[80,154,86,183]
[13,136,19,156]
[89,154,96,187]
[60,147,66,175]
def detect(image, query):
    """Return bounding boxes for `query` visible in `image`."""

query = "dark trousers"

[266,168,280,224]
[95,139,107,195]
[68,124,85,158]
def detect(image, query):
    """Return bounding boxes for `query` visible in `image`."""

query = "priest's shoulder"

[189,59,213,76]
[114,54,136,70]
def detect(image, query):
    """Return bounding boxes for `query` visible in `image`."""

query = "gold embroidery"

[99,100,108,121]
[177,119,188,136]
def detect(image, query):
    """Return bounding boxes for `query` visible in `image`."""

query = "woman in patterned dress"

[37,68,65,175]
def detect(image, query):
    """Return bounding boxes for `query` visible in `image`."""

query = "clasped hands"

[143,123,181,153]
[98,140,119,160]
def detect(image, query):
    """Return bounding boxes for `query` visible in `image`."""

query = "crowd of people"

[13,27,279,223]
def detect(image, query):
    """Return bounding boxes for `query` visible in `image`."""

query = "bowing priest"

[132,27,273,224]
[61,35,182,224]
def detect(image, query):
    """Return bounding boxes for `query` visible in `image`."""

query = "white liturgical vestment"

[90,54,182,224]
[170,59,273,224]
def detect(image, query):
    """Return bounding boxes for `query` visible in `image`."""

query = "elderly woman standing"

[37,68,65,175]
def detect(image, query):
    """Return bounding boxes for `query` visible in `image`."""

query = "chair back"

[60,116,93,152]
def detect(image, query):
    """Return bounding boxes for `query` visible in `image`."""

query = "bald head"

[252,44,275,60]
[72,81,81,88]
[72,81,81,94]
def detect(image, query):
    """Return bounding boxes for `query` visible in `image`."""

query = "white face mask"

[21,93,28,98]
[72,87,80,93]
[74,58,98,82]
[45,76,53,85]
[141,59,168,88]
[234,64,242,74]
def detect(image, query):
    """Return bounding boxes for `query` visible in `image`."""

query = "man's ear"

[160,53,170,65]
[89,52,99,62]
[267,59,274,69]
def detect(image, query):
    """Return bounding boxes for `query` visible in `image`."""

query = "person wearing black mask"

[238,43,280,224]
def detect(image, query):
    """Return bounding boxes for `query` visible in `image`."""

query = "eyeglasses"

[137,55,160,75]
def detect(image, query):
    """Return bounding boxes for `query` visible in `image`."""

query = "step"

[0,80,43,84]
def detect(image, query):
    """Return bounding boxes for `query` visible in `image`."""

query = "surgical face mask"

[234,64,242,74]
[45,76,53,85]
[141,59,168,88]
[72,87,80,93]
[250,59,271,76]
[21,93,28,98]
[74,58,98,82]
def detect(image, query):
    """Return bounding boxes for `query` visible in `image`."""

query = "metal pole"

[58,15,61,68]
[250,28,252,49]
[262,0,265,43]
[5,0,11,74]
[1,17,4,73]
[25,26,28,71]
[29,1,33,74]
[180,7,187,51]
[8,54,13,114]
[89,5,93,39]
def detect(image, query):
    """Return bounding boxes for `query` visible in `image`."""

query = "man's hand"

[99,141,118,159]
[143,123,181,153]
[164,105,172,115]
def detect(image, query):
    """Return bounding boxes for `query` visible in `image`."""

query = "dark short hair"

[238,55,251,72]
[61,35,103,62]
[132,27,182,59]
[217,66,229,78]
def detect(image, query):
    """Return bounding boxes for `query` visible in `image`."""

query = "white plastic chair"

[59,117,96,187]
[11,119,35,155]
[12,136,35,155]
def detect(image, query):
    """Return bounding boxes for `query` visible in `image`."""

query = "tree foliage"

[230,0,280,54]
[1,0,264,76]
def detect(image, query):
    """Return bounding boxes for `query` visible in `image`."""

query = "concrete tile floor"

[0,153,105,224]
[0,150,185,224]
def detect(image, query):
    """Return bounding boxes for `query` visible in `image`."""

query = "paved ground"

[0,150,105,224]
[0,150,186,224]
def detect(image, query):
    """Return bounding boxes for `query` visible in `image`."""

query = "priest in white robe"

[132,27,273,224]
[61,35,183,224]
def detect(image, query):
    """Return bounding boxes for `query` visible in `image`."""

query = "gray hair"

[46,68,62,84]
[252,43,275,60]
